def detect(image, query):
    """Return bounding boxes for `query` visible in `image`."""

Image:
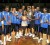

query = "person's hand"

[14,14,18,16]
[8,16,10,18]
[40,20,43,23]
[29,20,31,21]
[7,21,11,25]
[31,19,35,20]
[7,22,9,24]
[46,20,48,23]
[4,16,6,20]
[44,20,48,23]
[12,11,14,14]
[0,19,1,22]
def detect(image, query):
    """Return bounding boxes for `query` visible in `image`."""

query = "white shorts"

[21,21,28,26]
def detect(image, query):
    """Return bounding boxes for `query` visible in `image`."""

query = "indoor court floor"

[0,30,49,45]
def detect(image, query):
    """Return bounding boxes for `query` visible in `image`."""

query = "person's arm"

[19,16,22,20]
[17,15,22,20]
[4,16,6,20]
[40,18,48,24]
[13,13,18,16]
[1,12,5,21]
[45,15,49,23]
[12,11,18,16]
[0,19,1,22]
[8,15,11,24]
[1,15,5,21]
[27,16,31,21]
[31,15,40,20]
[35,12,41,20]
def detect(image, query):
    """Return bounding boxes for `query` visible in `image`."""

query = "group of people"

[0,5,50,45]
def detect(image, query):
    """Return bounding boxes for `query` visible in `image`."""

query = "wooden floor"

[7,37,39,45]
[6,31,41,45]
[1,31,48,45]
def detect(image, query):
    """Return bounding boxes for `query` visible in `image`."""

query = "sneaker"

[0,40,3,44]
[6,35,9,41]
[7,39,11,42]
[46,39,49,43]
[19,32,23,37]
[38,38,43,43]
[9,36,12,40]
[15,35,20,39]
[24,33,29,36]
[32,34,35,38]
[40,38,43,40]
[19,34,23,37]
[15,34,20,39]
[24,34,27,36]
[6,38,9,41]
[29,33,32,37]
[7,36,12,41]
[33,37,39,39]
[27,33,29,36]
[38,39,41,43]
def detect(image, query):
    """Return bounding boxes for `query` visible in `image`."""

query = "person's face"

[43,8,47,13]
[24,11,27,15]
[32,6,35,12]
[22,6,25,10]
[32,6,34,9]
[35,9,37,12]
[5,7,9,12]
[12,8,16,11]
[36,7,40,11]
[19,9,22,13]
[27,7,31,12]
[27,8,30,10]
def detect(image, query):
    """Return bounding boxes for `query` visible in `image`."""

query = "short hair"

[5,6,9,9]
[43,8,47,10]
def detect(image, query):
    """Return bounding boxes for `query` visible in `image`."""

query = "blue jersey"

[16,12,22,24]
[48,13,50,25]
[10,11,19,24]
[9,12,12,23]
[7,12,11,24]
[0,12,4,26]
[41,13,49,28]
[12,12,18,24]
[34,11,41,24]
[2,11,10,25]
[10,12,14,24]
